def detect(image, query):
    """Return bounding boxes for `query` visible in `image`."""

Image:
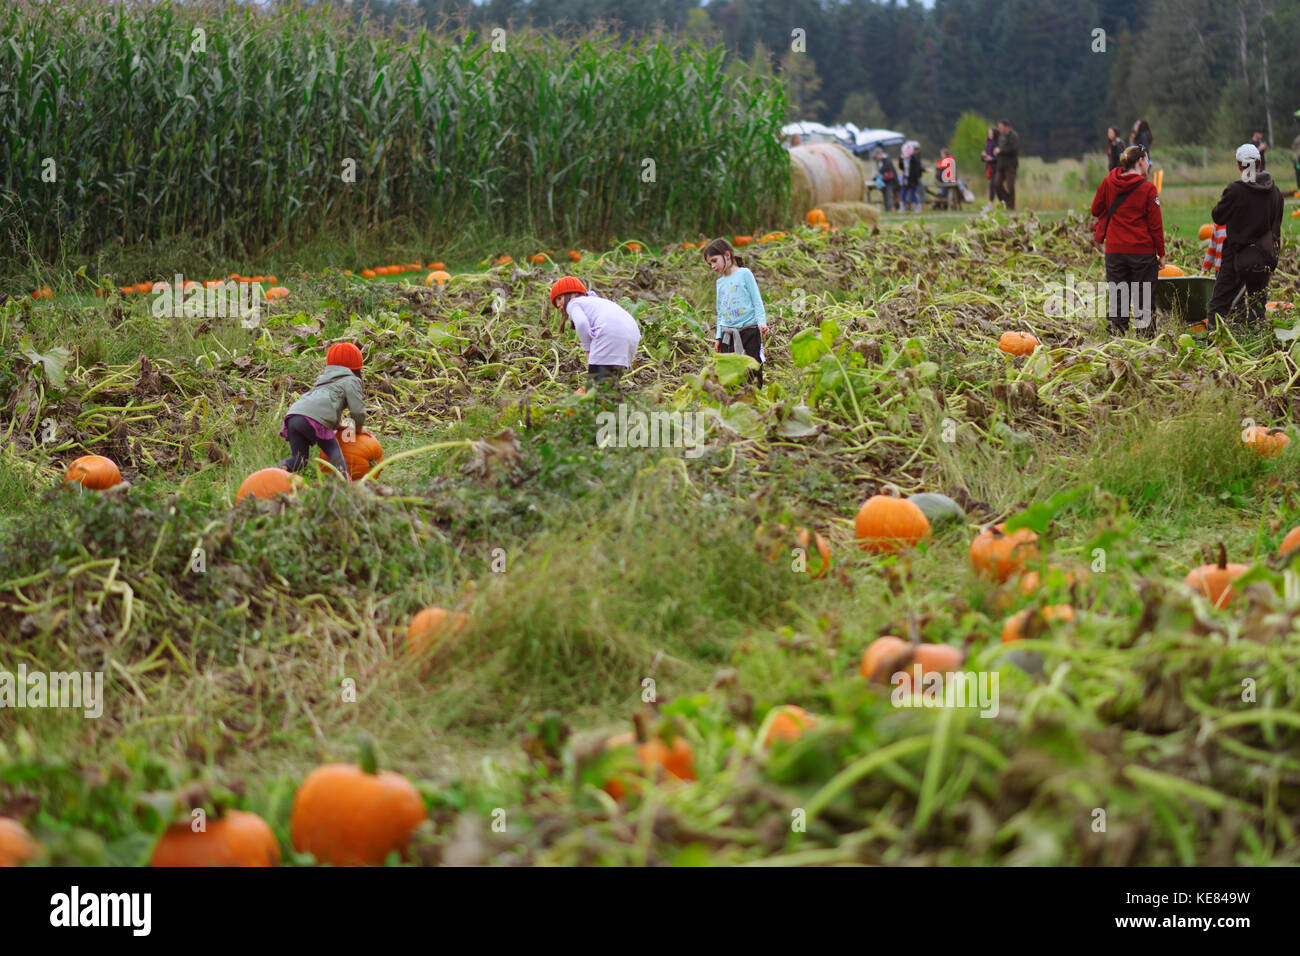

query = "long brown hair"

[702,238,744,268]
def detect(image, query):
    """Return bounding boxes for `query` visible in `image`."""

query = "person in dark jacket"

[1250,131,1268,171]
[981,127,998,204]
[1130,119,1152,159]
[1206,143,1284,329]
[876,150,900,211]
[993,118,1019,210]
[1106,127,1124,170]
[901,141,923,213]
[1090,144,1165,337]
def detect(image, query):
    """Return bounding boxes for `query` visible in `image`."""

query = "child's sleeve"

[343,375,367,431]
[744,269,767,327]
[567,300,593,352]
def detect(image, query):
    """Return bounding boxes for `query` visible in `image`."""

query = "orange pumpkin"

[1242,425,1290,457]
[0,818,41,866]
[568,250,582,261]
[762,705,816,746]
[1158,264,1185,277]
[361,269,376,278]
[894,643,966,693]
[1018,565,1082,595]
[855,495,931,553]
[64,455,122,490]
[424,270,451,287]
[998,331,1040,356]
[859,635,910,683]
[1001,604,1075,644]
[1197,224,1214,241]
[150,809,280,867]
[602,731,696,801]
[265,286,289,300]
[625,243,643,253]
[32,286,52,300]
[405,606,471,657]
[733,235,753,246]
[795,526,832,579]
[290,743,427,867]
[319,431,383,480]
[528,253,548,264]
[430,262,446,271]
[806,209,828,226]
[494,255,513,265]
[235,467,298,504]
[970,524,1039,582]
[1184,545,1249,609]
[1279,526,1300,557]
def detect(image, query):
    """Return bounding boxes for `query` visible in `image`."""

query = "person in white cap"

[1205,143,1284,329]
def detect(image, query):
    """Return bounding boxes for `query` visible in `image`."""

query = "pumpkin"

[1242,425,1290,457]
[795,526,832,579]
[0,818,41,866]
[602,731,696,801]
[970,524,1039,582]
[290,740,427,867]
[906,492,966,529]
[32,286,52,300]
[266,275,277,283]
[1001,604,1075,644]
[235,467,298,504]
[424,270,451,287]
[1184,544,1249,609]
[1158,264,1185,277]
[1197,224,1214,241]
[895,643,966,692]
[1279,526,1300,557]
[568,250,581,261]
[859,635,910,683]
[319,431,383,480]
[64,455,122,490]
[528,253,548,264]
[806,208,828,226]
[733,235,753,246]
[361,268,376,278]
[761,705,816,746]
[405,606,471,657]
[430,262,446,271]
[1266,302,1296,313]
[494,255,513,265]
[855,495,931,553]
[266,286,289,300]
[150,809,280,867]
[1018,565,1082,595]
[998,331,1040,356]
[625,243,643,253]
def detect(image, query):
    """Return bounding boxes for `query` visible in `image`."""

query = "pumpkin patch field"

[3,209,1300,868]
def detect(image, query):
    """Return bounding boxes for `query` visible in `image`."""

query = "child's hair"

[1120,145,1147,170]
[702,238,743,268]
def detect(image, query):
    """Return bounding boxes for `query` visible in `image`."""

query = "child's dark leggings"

[719,326,764,388]
[279,415,348,476]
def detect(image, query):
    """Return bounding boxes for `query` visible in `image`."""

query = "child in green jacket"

[278,342,368,476]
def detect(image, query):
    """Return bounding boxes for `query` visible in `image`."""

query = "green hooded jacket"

[286,365,366,431]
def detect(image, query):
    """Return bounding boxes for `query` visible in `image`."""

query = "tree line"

[345,0,1300,161]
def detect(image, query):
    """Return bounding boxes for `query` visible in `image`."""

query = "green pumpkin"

[906,492,966,528]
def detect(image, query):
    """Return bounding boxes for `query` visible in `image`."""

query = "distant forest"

[344,0,1300,161]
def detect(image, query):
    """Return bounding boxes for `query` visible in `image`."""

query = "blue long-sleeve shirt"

[714,267,766,338]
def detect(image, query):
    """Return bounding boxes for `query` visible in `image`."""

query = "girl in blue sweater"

[703,238,769,388]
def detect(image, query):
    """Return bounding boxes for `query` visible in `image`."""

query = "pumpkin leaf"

[818,317,841,349]
[19,335,71,388]
[712,351,758,387]
[776,404,821,438]
[1003,484,1090,536]
[790,327,828,367]
[706,402,764,440]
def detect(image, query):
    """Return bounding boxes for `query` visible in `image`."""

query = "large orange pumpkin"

[602,731,696,801]
[998,331,1040,356]
[149,809,280,867]
[733,235,754,247]
[320,431,383,480]
[1279,526,1300,557]
[64,455,122,490]
[290,743,427,867]
[0,818,41,866]
[855,495,931,553]
[405,606,471,657]
[1242,425,1290,457]
[806,209,828,226]
[970,524,1039,582]
[1184,545,1249,609]
[1197,224,1214,241]
[235,467,298,503]
[1158,264,1186,277]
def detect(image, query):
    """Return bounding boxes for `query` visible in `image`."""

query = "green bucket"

[1155,275,1216,323]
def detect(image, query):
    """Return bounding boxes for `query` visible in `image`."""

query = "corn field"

[0,0,789,266]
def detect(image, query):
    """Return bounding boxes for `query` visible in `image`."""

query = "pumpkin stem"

[881,482,902,498]
[1217,542,1227,571]
[632,710,648,745]
[358,732,379,775]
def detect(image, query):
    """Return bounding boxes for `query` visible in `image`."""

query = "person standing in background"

[981,126,998,207]
[1107,127,1124,170]
[901,141,923,213]
[993,118,1019,210]
[1130,119,1153,160]
[876,149,900,211]
[1250,131,1268,170]
[1206,143,1284,329]
[1090,145,1164,337]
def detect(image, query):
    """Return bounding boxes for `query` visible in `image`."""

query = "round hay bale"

[820,201,880,228]
[789,143,865,214]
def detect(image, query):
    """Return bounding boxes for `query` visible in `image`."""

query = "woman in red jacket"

[1090,144,1165,337]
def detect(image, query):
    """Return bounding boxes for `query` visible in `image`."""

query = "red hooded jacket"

[1090,167,1164,257]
